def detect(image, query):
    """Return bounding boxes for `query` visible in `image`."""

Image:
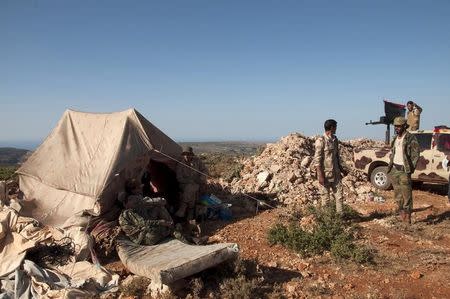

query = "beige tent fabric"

[17,109,182,226]
[0,209,36,276]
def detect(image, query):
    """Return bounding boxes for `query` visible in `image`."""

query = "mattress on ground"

[116,238,239,284]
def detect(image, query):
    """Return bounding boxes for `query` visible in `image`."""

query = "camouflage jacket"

[312,134,348,182]
[176,157,207,185]
[388,132,420,174]
[407,105,422,131]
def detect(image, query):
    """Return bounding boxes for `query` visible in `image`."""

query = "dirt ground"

[105,186,450,299]
[203,188,450,298]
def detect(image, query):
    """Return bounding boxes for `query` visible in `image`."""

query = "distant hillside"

[179,141,266,156]
[0,147,30,166]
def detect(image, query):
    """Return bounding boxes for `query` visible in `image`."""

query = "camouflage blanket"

[119,208,173,246]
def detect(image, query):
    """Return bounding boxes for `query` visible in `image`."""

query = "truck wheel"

[370,166,392,190]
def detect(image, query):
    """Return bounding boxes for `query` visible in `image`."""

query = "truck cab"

[354,126,450,190]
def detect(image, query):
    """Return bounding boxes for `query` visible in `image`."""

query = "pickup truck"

[354,126,450,190]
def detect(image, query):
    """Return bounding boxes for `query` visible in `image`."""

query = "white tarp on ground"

[0,208,43,277]
[0,206,119,298]
[0,260,119,299]
[117,238,239,286]
[17,108,182,226]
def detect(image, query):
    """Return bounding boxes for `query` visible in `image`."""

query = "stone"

[410,270,423,280]
[288,173,297,183]
[225,133,378,209]
[256,171,271,186]
[301,156,311,167]
[270,164,282,173]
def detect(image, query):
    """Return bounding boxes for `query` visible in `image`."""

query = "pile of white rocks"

[228,133,385,206]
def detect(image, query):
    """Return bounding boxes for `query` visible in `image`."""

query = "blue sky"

[1,1,449,148]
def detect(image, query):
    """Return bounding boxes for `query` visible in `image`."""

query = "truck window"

[437,134,450,151]
[415,133,432,151]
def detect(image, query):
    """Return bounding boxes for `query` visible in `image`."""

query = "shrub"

[219,275,259,299]
[268,203,374,264]
[0,166,17,181]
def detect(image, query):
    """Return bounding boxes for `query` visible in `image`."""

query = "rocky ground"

[111,134,449,298]
[204,189,450,298]
[225,133,385,207]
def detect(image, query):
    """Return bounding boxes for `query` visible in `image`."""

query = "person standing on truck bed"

[313,119,350,215]
[388,117,420,224]
[406,100,423,131]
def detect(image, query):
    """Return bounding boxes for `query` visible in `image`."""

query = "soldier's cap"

[181,145,194,155]
[393,116,408,127]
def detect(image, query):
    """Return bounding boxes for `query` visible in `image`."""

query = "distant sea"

[0,139,273,151]
[0,141,41,150]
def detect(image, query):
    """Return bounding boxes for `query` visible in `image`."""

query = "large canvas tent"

[17,108,182,226]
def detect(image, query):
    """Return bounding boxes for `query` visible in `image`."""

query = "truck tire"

[370,166,392,190]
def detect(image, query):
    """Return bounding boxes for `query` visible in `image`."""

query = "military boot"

[399,210,406,222]
[405,212,412,225]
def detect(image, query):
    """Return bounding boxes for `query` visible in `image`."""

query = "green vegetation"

[268,203,374,264]
[185,258,265,299]
[0,166,17,181]
[200,153,243,182]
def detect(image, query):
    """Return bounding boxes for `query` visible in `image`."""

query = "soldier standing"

[175,146,207,220]
[406,100,423,131]
[313,119,349,214]
[388,117,420,224]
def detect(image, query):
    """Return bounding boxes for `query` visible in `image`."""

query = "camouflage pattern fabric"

[179,183,200,208]
[388,132,420,174]
[119,207,173,245]
[313,135,349,183]
[176,157,207,185]
[389,167,413,212]
[448,177,450,201]
[176,157,207,207]
[318,180,343,213]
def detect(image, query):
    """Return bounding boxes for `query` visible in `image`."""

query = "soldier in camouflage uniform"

[406,100,423,131]
[118,179,174,245]
[388,116,420,224]
[175,146,207,220]
[313,119,349,214]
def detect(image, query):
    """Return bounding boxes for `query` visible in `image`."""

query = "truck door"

[412,133,433,180]
[431,133,450,183]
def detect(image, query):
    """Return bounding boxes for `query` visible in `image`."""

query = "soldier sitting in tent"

[118,179,174,245]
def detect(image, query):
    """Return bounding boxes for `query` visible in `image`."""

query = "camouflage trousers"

[180,183,199,208]
[447,175,450,201]
[389,168,413,213]
[319,180,343,213]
